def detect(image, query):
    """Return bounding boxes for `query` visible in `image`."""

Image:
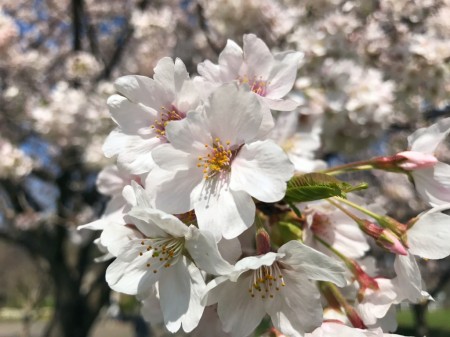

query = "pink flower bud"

[395,151,438,170]
[376,229,408,255]
[256,227,272,255]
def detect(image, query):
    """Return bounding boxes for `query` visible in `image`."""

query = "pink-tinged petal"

[211,274,266,337]
[396,151,438,170]
[205,84,263,145]
[408,117,450,153]
[230,140,294,202]
[164,111,212,153]
[185,227,234,276]
[192,178,255,240]
[412,162,450,206]
[278,241,347,287]
[268,271,323,336]
[267,51,303,99]
[107,94,157,135]
[147,166,201,214]
[159,258,205,333]
[263,97,300,111]
[393,254,432,303]
[407,205,450,259]
[128,207,189,238]
[243,34,274,78]
[96,165,129,196]
[114,75,172,109]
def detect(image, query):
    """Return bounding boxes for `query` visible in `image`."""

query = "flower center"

[138,237,184,273]
[150,106,186,141]
[239,75,269,96]
[197,138,233,179]
[248,263,285,299]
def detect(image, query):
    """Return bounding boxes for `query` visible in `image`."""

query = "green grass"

[396,308,450,337]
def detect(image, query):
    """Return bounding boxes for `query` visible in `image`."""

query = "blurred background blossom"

[1,1,450,337]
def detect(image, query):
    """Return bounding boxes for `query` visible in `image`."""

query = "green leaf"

[284,173,367,203]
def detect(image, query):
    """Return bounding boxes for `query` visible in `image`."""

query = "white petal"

[107,94,156,133]
[96,165,128,196]
[213,273,267,337]
[114,75,172,108]
[268,271,322,335]
[413,162,450,206]
[164,110,212,153]
[205,84,263,145]
[267,51,303,99]
[263,97,300,111]
[230,140,294,202]
[185,227,234,275]
[243,34,274,78]
[278,241,347,287]
[151,144,196,171]
[153,57,189,94]
[127,207,188,238]
[393,254,432,303]
[159,258,205,333]
[116,138,160,175]
[147,167,200,214]
[407,205,450,259]
[408,117,450,153]
[192,178,255,240]
[102,128,128,158]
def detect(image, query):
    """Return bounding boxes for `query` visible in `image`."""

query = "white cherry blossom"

[197,34,303,112]
[398,117,450,206]
[103,57,201,174]
[146,84,294,240]
[204,241,347,337]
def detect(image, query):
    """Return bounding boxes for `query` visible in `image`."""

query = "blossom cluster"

[82,34,450,337]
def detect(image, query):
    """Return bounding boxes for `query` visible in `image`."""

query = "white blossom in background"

[0,137,33,179]
[269,111,325,173]
[65,51,103,81]
[28,81,112,148]
[0,8,18,52]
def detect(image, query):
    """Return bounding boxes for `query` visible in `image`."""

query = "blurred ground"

[0,320,135,337]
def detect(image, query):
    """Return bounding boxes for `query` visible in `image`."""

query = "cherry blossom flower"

[105,184,232,333]
[204,241,347,337]
[197,34,303,112]
[146,84,294,240]
[103,57,201,174]
[397,117,450,206]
